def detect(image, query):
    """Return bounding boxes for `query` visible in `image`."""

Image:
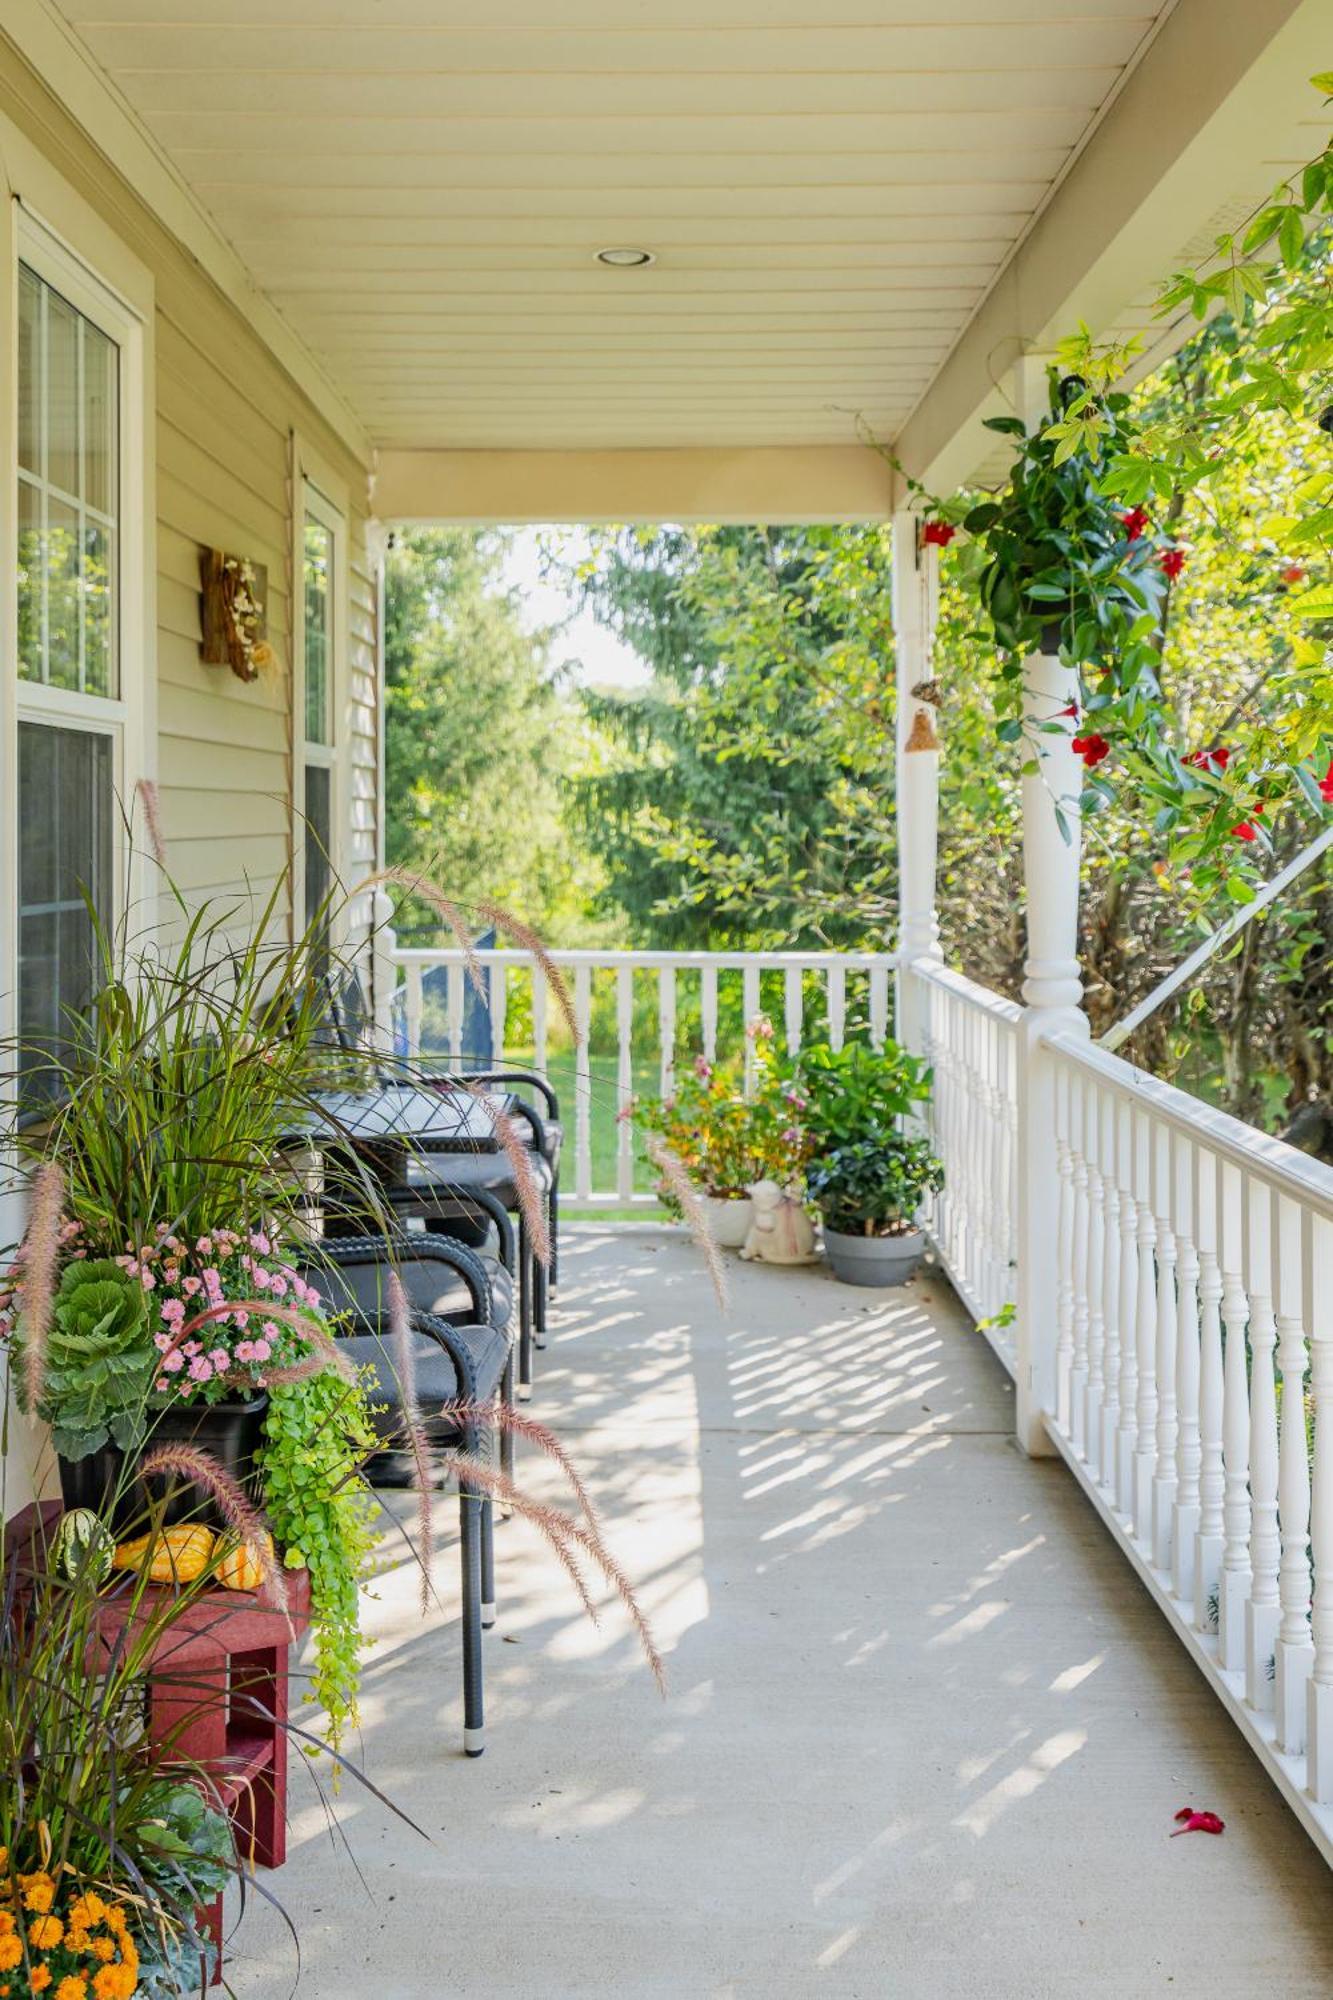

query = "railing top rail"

[905,958,1023,1025]
[389,946,894,971]
[1045,1027,1333,1220]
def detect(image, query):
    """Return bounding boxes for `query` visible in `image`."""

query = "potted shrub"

[806,1136,944,1286]
[796,1038,943,1285]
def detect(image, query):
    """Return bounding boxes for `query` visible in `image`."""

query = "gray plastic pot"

[822,1222,926,1287]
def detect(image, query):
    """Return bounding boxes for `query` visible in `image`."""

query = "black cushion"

[339,1320,507,1446]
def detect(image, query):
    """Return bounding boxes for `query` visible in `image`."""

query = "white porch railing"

[1041,1029,1333,1862]
[908,962,1021,1367]
[388,946,891,1209]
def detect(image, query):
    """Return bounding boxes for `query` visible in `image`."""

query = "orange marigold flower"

[66,1929,92,1955]
[92,1966,133,2000]
[0,1938,19,1974]
[30,1969,52,1993]
[27,1913,64,1950]
[54,1978,88,2000]
[20,1873,56,1914]
[0,1912,14,1936]
[89,1936,116,1962]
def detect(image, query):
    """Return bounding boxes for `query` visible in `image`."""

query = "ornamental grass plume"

[361,865,486,1007]
[135,775,166,866]
[644,1135,729,1310]
[18,1160,65,1415]
[448,1454,665,1695]
[437,1398,601,1534]
[475,900,580,1046]
[465,1088,551,1267]
[136,1441,288,1613]
[388,1271,435,1616]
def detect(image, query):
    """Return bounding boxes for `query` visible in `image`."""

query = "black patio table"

[308,1079,517,1152]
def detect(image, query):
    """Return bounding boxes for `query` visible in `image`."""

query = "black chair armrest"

[301,1230,495,1328]
[399,1181,516,1273]
[466,1069,561,1124]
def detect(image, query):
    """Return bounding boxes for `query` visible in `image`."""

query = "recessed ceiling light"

[595,246,655,268]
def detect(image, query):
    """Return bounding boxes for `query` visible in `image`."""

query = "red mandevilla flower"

[1282,563,1306,585]
[1058,702,1079,719]
[1318,758,1333,804]
[922,520,957,548]
[1159,546,1186,580]
[1121,507,1150,541]
[1184,746,1230,774]
[1071,733,1111,768]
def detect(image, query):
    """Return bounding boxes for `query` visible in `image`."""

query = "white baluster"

[532,968,548,1079]
[742,960,762,1083]
[574,962,592,1202]
[615,965,634,1201]
[1307,1212,1333,1804]
[1217,1160,1252,1671]
[1151,1120,1178,1573]
[1194,1148,1224,1633]
[997,1030,1017,1311]
[1098,1088,1122,1492]
[868,962,888,1050]
[1246,1179,1279,1710]
[1172,1131,1201,1604]
[986,1023,1007,1316]
[1083,1081,1105,1478]
[701,962,718,1064]
[1116,1099,1140,1520]
[1133,1109,1158,1545]
[447,961,464,1068]
[1274,1194,1313,1753]
[658,966,677,1103]
[1054,1064,1075,1433]
[405,963,423,1063]
[784,965,803,1059]
[491,960,508,1069]
[826,964,846,1051]
[1068,1073,1090,1455]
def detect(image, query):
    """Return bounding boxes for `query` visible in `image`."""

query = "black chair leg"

[534,1244,548,1350]
[517,1217,533,1402]
[500,1351,515,1500]
[480,1490,496,1631]
[549,1172,560,1291]
[459,1474,486,1757]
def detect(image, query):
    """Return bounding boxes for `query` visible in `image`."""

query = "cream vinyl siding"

[0,45,376,936]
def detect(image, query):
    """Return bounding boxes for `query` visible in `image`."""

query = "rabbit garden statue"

[739,1179,818,1266]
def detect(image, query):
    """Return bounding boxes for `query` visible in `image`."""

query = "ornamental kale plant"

[10,1258,155,1461]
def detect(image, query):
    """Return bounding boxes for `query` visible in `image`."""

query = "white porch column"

[1011,360,1089,1453]
[891,508,942,1061]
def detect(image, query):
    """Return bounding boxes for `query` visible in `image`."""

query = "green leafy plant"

[796,1038,933,1153]
[13,1258,155,1461]
[806,1136,944,1238]
[258,1364,381,1759]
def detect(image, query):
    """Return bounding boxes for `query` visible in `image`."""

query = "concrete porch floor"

[230,1224,1333,1998]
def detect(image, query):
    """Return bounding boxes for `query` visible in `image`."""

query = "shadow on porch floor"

[229,1224,1333,1999]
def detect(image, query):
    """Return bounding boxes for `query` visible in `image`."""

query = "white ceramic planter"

[701,1194,754,1250]
[822,1222,926,1287]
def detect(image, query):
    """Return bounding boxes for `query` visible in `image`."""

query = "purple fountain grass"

[388,1271,435,1616]
[19,1160,65,1414]
[465,1088,551,1266]
[363,864,486,1007]
[437,1398,601,1532]
[474,901,580,1046]
[448,1453,666,1694]
[135,775,167,866]
[136,1441,288,1613]
[644,1135,729,1310]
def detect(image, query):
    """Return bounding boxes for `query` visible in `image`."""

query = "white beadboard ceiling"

[44,0,1316,457]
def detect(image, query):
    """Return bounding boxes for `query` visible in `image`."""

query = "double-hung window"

[13,232,135,1101]
[296,472,344,946]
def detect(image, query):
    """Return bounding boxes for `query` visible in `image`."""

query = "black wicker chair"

[295,1232,511,1756]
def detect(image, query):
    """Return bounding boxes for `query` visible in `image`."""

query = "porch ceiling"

[21,0,1330,513]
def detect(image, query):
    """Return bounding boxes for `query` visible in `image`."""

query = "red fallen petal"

[1171,1810,1225,1837]
[1174,1806,1195,1821]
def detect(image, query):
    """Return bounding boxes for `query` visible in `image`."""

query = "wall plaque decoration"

[200,548,274,682]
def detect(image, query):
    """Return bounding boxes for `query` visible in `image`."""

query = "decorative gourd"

[53,1507,116,1584]
[112,1524,215,1584]
[215,1531,274,1593]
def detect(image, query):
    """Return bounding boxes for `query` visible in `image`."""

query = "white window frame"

[0,162,154,1070]
[291,435,349,943]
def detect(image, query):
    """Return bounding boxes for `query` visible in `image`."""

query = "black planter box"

[57,1392,269,1533]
